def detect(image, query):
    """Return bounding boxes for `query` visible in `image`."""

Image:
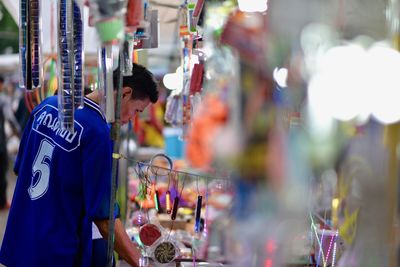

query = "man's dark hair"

[113,63,158,103]
[0,76,4,84]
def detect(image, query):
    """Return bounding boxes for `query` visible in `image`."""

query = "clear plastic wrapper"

[149,237,180,267]
[19,0,43,91]
[164,94,182,126]
[73,1,84,109]
[97,44,115,123]
[58,0,75,131]
[19,0,28,90]
[30,0,43,90]
[122,39,134,76]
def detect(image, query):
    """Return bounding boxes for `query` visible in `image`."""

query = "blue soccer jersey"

[0,96,113,267]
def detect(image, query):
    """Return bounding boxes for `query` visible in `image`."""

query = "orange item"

[186,95,228,169]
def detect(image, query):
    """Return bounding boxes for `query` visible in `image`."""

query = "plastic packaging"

[149,237,180,266]
[187,3,196,33]
[139,223,162,247]
[73,1,84,109]
[19,0,28,90]
[97,44,115,123]
[121,39,134,76]
[58,0,75,131]
[179,4,189,37]
[19,0,43,91]
[30,0,43,90]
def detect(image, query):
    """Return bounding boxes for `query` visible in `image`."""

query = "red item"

[193,0,205,18]
[139,223,162,246]
[126,0,142,31]
[189,63,204,94]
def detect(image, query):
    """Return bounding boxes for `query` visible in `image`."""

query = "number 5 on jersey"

[28,139,55,200]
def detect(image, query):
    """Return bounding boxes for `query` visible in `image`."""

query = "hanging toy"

[19,0,43,91]
[165,190,172,214]
[73,1,84,109]
[30,0,43,90]
[194,195,202,233]
[19,0,28,90]
[154,189,161,213]
[58,0,75,131]
[171,196,180,221]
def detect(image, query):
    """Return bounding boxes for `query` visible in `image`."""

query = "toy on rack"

[19,0,43,91]
[58,0,75,131]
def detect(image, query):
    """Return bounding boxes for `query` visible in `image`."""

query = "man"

[0,63,158,267]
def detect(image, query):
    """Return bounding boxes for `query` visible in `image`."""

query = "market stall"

[1,0,400,266]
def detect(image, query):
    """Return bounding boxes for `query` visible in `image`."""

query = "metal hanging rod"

[114,153,231,181]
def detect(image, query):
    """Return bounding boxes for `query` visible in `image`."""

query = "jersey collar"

[84,97,106,121]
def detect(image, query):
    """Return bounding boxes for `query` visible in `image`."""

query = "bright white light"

[368,45,400,124]
[308,45,368,121]
[162,67,183,91]
[273,67,288,88]
[238,0,268,12]
[163,73,178,90]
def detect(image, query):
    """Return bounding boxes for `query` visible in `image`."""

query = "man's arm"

[94,218,142,267]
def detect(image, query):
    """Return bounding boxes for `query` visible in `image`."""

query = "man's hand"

[94,218,142,267]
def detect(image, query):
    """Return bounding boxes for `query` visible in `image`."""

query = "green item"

[95,18,124,43]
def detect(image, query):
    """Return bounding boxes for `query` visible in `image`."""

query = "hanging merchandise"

[194,195,202,233]
[171,195,180,221]
[126,0,142,33]
[58,0,75,131]
[189,63,204,94]
[181,31,194,138]
[164,94,183,127]
[132,0,159,50]
[193,0,205,26]
[186,94,229,169]
[134,0,151,40]
[88,0,125,44]
[187,3,196,33]
[121,39,134,76]
[151,239,179,265]
[30,0,43,90]
[139,223,162,246]
[19,0,43,91]
[165,190,172,214]
[220,10,268,67]
[97,44,115,123]
[19,0,28,90]
[136,9,159,49]
[179,3,190,37]
[73,2,84,109]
